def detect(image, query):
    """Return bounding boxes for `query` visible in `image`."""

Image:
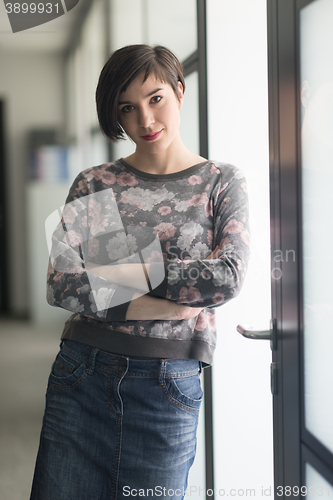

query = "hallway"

[0,320,61,499]
[0,1,276,495]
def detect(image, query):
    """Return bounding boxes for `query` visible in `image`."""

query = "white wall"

[0,51,65,315]
[207,0,273,496]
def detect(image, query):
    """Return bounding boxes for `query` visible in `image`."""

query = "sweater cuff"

[147,262,168,299]
[106,301,131,322]
[106,286,139,322]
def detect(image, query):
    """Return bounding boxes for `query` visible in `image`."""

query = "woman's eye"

[151,96,162,104]
[121,105,134,113]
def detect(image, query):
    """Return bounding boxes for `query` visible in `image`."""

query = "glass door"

[268,0,333,494]
[299,0,333,491]
[207,0,273,495]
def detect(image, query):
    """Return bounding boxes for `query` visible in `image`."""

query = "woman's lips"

[141,130,163,141]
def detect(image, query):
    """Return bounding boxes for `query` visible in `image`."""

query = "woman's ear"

[177,81,184,110]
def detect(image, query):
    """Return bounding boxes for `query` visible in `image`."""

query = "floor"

[0,319,62,500]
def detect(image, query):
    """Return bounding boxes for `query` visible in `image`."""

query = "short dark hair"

[96,44,185,141]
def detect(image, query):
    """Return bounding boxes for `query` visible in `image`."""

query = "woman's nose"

[139,107,155,128]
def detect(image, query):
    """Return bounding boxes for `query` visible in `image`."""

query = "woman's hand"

[125,294,204,321]
[175,304,205,320]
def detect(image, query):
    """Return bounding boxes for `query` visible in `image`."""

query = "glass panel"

[179,71,199,155]
[110,0,197,161]
[300,0,333,454]
[180,70,204,498]
[108,0,196,60]
[207,0,273,494]
[146,0,197,61]
[305,463,333,499]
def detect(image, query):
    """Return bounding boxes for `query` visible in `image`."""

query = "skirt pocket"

[163,372,204,413]
[47,348,89,391]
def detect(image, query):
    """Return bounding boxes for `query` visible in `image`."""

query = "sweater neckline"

[118,158,210,181]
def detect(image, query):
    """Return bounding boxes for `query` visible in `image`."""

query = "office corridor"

[0,320,61,499]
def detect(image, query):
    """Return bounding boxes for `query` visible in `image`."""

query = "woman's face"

[117,73,183,156]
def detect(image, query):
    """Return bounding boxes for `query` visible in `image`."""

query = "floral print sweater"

[47,159,250,365]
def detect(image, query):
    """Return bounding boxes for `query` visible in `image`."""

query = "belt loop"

[199,361,203,374]
[158,359,166,385]
[88,348,99,375]
[117,357,127,374]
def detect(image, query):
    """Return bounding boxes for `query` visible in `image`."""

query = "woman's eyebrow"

[118,88,163,106]
[145,87,163,97]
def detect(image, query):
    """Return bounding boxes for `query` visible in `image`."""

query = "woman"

[30,45,250,500]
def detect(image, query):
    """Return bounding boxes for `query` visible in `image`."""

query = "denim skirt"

[30,340,203,500]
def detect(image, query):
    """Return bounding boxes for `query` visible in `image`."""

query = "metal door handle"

[237,319,277,350]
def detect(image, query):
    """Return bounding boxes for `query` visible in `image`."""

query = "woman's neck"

[124,138,206,175]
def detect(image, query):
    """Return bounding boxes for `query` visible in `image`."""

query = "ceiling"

[0,0,91,53]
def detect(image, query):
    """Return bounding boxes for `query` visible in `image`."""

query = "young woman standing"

[30,45,250,500]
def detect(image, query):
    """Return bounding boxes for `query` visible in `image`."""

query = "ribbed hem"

[61,321,214,365]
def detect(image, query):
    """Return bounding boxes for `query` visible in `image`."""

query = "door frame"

[267,0,333,495]
[268,0,302,489]
[0,100,10,314]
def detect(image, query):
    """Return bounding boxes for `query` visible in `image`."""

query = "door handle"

[237,319,277,350]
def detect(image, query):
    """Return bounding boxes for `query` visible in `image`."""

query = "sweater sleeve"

[46,172,139,322]
[147,166,250,308]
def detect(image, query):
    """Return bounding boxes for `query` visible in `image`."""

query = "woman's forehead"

[119,74,168,99]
